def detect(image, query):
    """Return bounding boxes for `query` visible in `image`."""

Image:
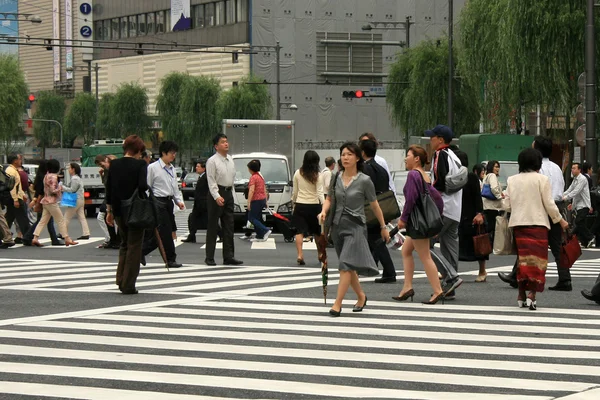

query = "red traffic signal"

[342,90,368,99]
[28,93,36,102]
[355,90,363,98]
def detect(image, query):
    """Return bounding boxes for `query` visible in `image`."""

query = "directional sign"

[80,3,92,15]
[80,26,92,38]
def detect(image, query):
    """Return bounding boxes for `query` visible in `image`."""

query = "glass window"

[215,1,225,25]
[156,10,165,33]
[225,0,234,24]
[236,0,247,22]
[103,19,110,39]
[193,4,205,28]
[137,14,147,36]
[120,16,128,38]
[128,16,137,37]
[94,20,103,40]
[111,18,120,39]
[165,10,171,32]
[146,12,156,35]
[205,3,215,26]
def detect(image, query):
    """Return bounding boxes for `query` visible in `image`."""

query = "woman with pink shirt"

[31,159,78,247]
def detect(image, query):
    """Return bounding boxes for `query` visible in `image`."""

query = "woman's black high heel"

[392,289,415,302]
[422,292,445,305]
[352,296,367,312]
[329,308,341,317]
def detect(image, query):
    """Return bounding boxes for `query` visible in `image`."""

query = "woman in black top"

[106,135,148,295]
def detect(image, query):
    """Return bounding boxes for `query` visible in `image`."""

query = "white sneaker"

[263,230,272,241]
[239,234,256,240]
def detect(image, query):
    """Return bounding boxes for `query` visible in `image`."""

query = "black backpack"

[0,166,16,206]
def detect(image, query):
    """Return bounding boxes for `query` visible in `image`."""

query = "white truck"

[222,119,295,227]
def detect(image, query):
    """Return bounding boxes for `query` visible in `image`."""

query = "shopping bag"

[60,192,78,208]
[493,214,516,255]
[473,225,492,256]
[559,230,582,269]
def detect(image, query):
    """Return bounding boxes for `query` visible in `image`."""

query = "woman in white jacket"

[61,163,91,240]
[482,161,504,252]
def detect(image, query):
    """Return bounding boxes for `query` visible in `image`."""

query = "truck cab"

[231,153,293,226]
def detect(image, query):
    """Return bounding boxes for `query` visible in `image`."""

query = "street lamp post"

[586,0,597,172]
[448,0,454,131]
[94,63,100,139]
[0,13,42,24]
[30,118,63,148]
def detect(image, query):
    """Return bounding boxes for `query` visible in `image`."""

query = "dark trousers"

[115,216,144,292]
[188,206,208,236]
[592,273,600,297]
[6,199,30,234]
[483,209,501,244]
[142,198,176,262]
[205,188,234,260]
[24,212,58,243]
[574,207,594,246]
[367,227,396,278]
[248,199,269,238]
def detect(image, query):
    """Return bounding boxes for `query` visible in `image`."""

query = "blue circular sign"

[80,26,92,38]
[80,3,92,15]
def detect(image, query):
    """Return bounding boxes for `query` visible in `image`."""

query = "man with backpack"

[5,153,30,240]
[428,125,464,298]
[0,165,16,248]
[360,139,398,283]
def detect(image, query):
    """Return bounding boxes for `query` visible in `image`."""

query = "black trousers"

[367,227,396,278]
[205,188,234,260]
[188,206,208,236]
[574,207,594,246]
[6,199,30,234]
[142,198,176,262]
[115,216,144,292]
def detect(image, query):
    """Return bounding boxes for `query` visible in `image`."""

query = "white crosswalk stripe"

[0,296,599,399]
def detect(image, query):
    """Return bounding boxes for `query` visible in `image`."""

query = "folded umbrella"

[317,222,329,304]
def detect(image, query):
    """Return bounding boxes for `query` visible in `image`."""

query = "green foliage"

[386,38,480,140]
[219,75,272,120]
[33,91,66,153]
[0,54,28,155]
[179,75,222,150]
[96,93,118,139]
[64,92,96,146]
[156,72,189,145]
[112,82,150,138]
[458,0,587,133]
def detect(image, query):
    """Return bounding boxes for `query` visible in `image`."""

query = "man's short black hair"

[359,139,378,159]
[573,162,582,171]
[213,133,227,146]
[7,154,19,165]
[325,156,335,168]
[159,141,179,156]
[518,148,542,173]
[533,136,553,158]
[582,162,591,174]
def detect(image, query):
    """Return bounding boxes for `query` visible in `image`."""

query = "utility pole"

[448,0,454,131]
[94,63,100,139]
[275,41,282,120]
[586,0,597,172]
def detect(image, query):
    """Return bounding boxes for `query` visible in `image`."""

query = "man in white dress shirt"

[205,133,243,266]
[142,141,184,269]
[321,157,335,195]
[359,133,396,194]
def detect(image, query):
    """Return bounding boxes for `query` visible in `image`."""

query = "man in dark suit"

[183,160,208,243]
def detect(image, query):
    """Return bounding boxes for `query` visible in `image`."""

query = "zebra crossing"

[0,295,599,399]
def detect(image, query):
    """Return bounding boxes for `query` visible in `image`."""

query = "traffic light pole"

[276,41,281,120]
[586,0,597,172]
[94,63,100,139]
[30,118,63,148]
[448,0,454,131]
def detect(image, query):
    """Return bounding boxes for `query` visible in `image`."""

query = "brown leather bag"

[473,224,492,256]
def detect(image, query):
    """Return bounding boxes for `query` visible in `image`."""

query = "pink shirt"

[249,173,267,201]
[41,173,61,205]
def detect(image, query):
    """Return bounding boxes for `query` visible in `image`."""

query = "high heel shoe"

[392,289,415,302]
[475,273,487,282]
[526,298,537,310]
[329,308,341,317]
[353,296,367,312]
[297,258,305,265]
[422,292,445,305]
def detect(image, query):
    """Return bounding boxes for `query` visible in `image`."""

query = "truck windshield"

[234,158,289,184]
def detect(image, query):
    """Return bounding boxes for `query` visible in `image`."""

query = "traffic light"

[28,93,36,102]
[342,90,368,99]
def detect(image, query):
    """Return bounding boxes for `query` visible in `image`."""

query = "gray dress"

[329,172,379,277]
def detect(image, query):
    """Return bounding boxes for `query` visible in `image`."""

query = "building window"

[215,2,225,25]
[156,10,165,34]
[128,16,137,37]
[103,19,110,40]
[137,14,147,36]
[165,11,171,32]
[236,0,247,22]
[111,18,120,39]
[225,0,234,24]
[205,2,215,26]
[120,16,128,38]
[94,20,103,40]
[147,12,156,35]
[192,4,205,28]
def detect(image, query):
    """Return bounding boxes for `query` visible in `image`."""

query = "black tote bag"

[121,188,158,230]
[409,173,444,238]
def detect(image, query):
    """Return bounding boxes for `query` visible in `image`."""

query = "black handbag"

[409,173,443,237]
[121,188,158,230]
[365,190,401,227]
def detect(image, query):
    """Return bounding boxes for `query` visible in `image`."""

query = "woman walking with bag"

[24,161,61,246]
[393,146,445,304]
[482,161,504,244]
[31,159,78,247]
[61,163,91,240]
[507,148,569,310]
[105,135,148,295]
[293,150,325,265]
[246,159,271,242]
[318,142,389,317]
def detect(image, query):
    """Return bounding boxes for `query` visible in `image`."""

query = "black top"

[363,158,389,194]
[432,148,451,194]
[461,172,483,222]
[193,173,209,212]
[106,157,148,217]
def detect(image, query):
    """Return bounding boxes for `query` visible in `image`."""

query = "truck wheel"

[85,206,97,219]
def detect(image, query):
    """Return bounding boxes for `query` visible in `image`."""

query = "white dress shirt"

[206,152,236,200]
[147,158,182,204]
[321,167,332,191]
[564,173,591,210]
[539,158,565,202]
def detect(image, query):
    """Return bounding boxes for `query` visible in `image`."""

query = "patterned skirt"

[514,226,548,292]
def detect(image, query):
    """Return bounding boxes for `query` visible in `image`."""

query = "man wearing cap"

[427,125,464,298]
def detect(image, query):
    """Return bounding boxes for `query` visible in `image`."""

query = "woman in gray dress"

[318,142,390,317]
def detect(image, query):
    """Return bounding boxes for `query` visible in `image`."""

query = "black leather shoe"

[374,276,397,283]
[167,261,182,268]
[182,236,196,243]
[581,289,600,304]
[14,238,23,244]
[141,255,146,266]
[121,288,138,295]
[51,241,65,246]
[224,258,243,265]
[549,281,572,291]
[77,235,90,240]
[205,258,217,266]
[498,272,518,288]
[329,308,341,317]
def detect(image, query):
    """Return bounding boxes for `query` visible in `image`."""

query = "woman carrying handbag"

[393,146,446,304]
[61,163,91,240]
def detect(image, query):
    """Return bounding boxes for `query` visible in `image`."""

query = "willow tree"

[156,72,189,147]
[65,92,96,146]
[112,82,150,138]
[458,0,586,135]
[219,74,272,120]
[0,55,28,156]
[33,91,66,157]
[386,37,480,143]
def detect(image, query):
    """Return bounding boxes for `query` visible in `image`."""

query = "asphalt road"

[0,209,600,399]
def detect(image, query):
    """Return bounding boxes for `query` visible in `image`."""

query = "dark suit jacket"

[194,173,209,212]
